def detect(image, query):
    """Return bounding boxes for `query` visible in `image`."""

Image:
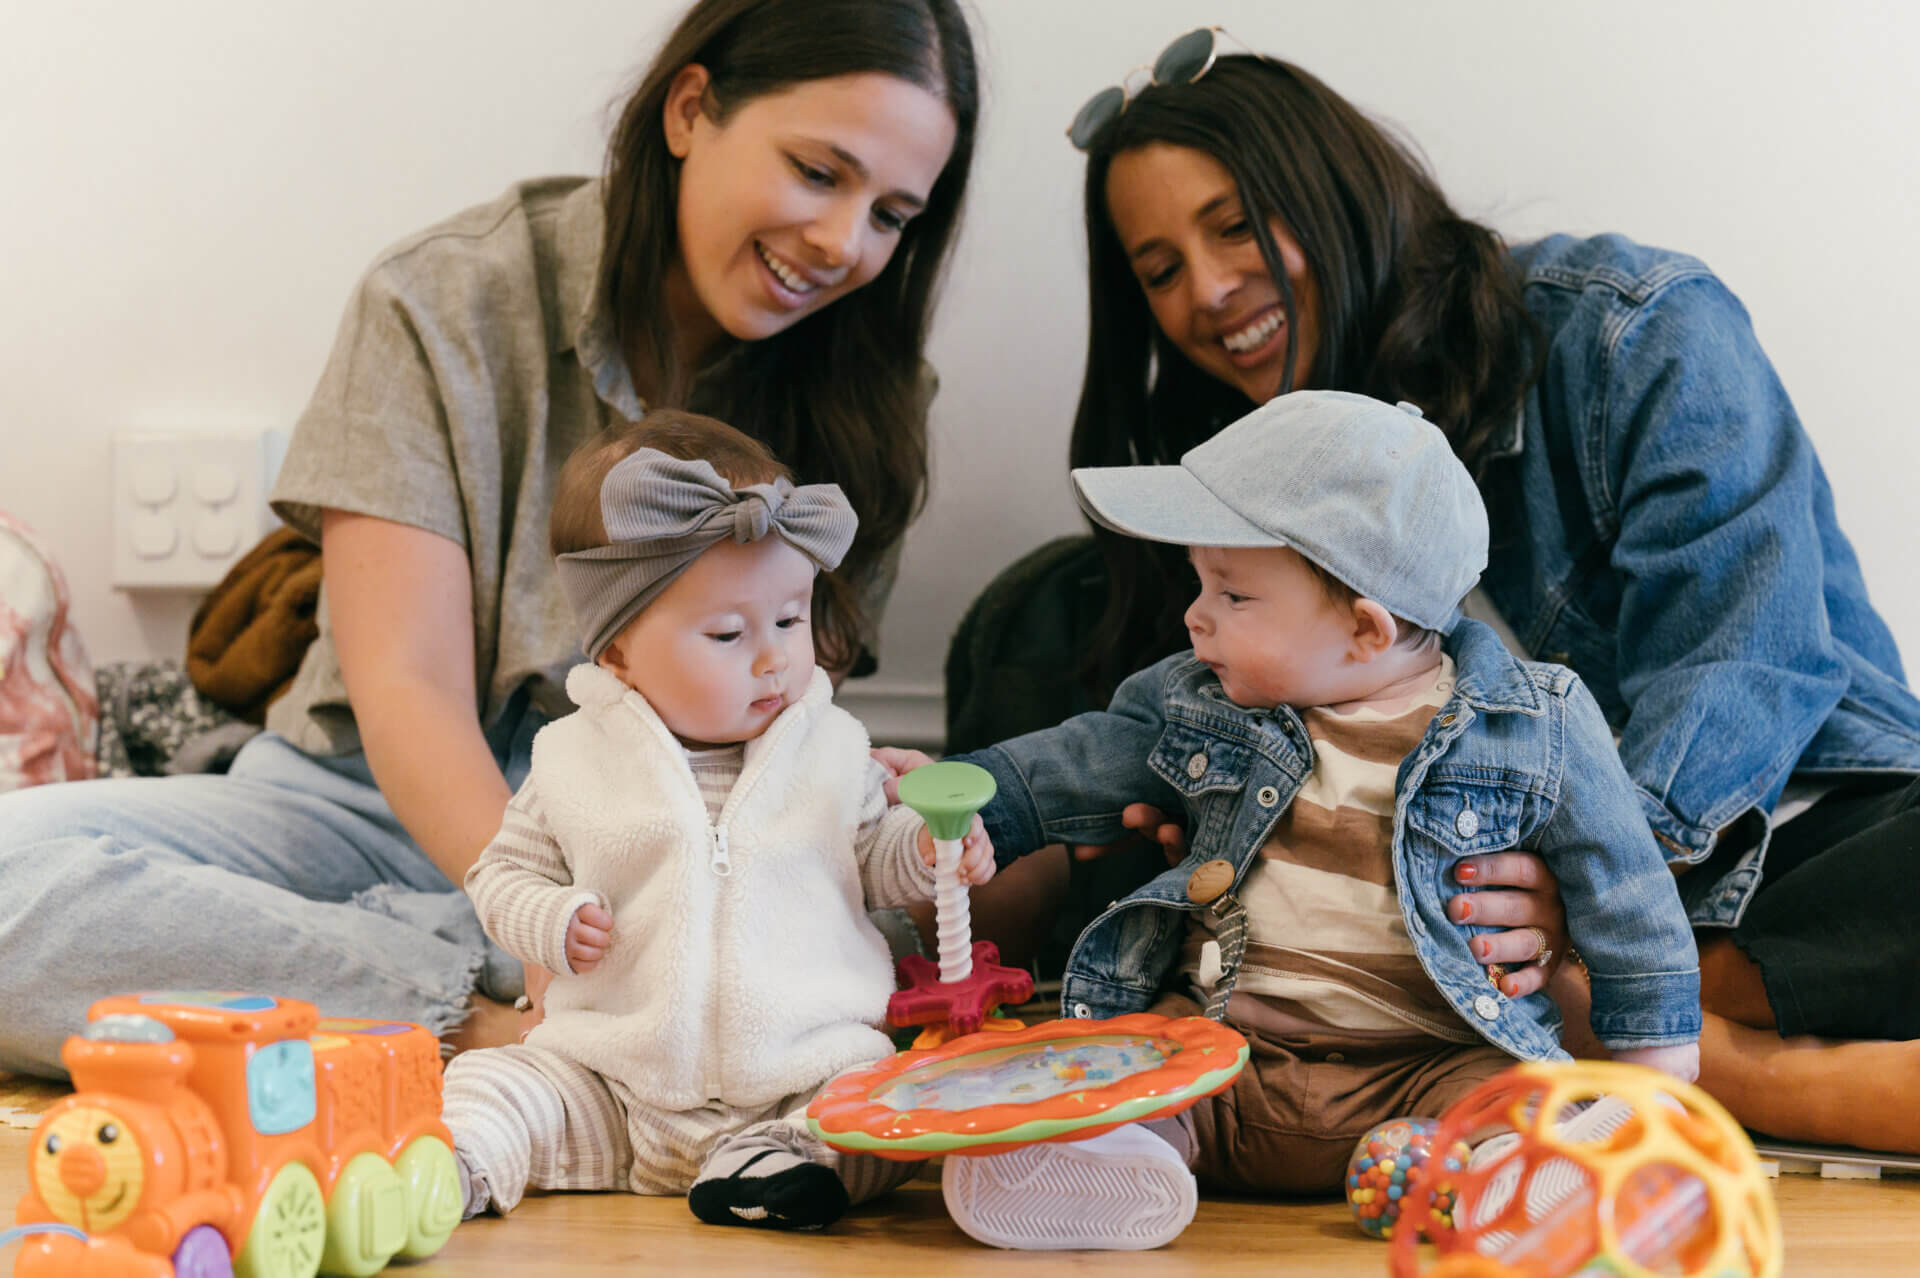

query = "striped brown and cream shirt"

[1180,654,1479,1044]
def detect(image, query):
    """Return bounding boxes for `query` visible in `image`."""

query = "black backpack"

[943,533,1174,980]
[944,534,1108,753]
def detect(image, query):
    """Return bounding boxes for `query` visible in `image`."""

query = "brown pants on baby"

[1148,991,1514,1195]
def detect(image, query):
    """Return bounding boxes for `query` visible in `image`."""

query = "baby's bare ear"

[1351,598,1398,656]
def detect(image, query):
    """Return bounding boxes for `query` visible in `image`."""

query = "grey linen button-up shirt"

[268,177,908,756]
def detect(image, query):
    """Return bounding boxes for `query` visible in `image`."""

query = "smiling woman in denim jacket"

[950,34,1920,1155]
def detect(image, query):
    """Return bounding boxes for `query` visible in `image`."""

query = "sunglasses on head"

[1066,26,1259,151]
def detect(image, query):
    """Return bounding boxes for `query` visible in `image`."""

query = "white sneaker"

[1554,1093,1641,1144]
[1461,1094,1645,1235]
[941,1123,1198,1251]
[1468,1092,1641,1170]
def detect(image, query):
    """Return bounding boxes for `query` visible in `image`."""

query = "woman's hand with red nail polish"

[1447,851,1571,998]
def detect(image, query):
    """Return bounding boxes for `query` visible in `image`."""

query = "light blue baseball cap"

[1070,390,1489,632]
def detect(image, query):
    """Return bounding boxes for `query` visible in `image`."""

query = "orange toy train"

[9,991,461,1278]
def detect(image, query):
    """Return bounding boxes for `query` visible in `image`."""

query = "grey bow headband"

[555,449,858,659]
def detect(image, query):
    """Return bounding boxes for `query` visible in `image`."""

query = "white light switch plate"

[111,430,288,591]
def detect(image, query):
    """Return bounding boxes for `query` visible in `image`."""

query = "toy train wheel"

[172,1224,235,1278]
[393,1135,463,1258]
[320,1153,409,1277]
[235,1162,326,1278]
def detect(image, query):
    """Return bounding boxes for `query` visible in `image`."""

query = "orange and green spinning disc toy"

[807,1011,1248,1159]
[811,761,1249,1159]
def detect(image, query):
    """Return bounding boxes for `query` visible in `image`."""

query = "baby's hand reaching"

[566,902,614,974]
[1613,1041,1700,1084]
[872,746,936,803]
[918,815,996,886]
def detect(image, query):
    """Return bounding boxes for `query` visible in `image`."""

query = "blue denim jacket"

[957,619,1701,1062]
[1490,235,1920,925]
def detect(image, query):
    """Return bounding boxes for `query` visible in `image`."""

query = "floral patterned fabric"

[0,512,97,792]
[93,659,254,779]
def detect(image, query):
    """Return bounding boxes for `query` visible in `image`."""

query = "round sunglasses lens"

[1153,28,1216,85]
[1068,85,1126,149]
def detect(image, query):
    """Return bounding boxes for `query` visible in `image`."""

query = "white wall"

[5,1,1917,746]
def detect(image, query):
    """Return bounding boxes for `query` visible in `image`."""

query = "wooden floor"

[6,1073,1920,1275]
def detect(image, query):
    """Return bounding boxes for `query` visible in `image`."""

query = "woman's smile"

[1218,306,1285,364]
[755,240,825,303]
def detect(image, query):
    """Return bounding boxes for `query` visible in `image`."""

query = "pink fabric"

[0,511,97,789]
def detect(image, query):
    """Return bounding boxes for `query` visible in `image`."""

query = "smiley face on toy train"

[30,1104,148,1234]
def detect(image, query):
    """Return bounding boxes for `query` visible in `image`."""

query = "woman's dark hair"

[552,409,867,672]
[1070,55,1539,696]
[599,0,978,655]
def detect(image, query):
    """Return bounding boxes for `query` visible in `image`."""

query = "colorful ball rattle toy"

[1345,1116,1470,1241]
[1387,1060,1782,1278]
[887,761,1033,1046]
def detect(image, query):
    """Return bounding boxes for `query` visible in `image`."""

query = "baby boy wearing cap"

[441,410,993,1233]
[936,390,1701,1252]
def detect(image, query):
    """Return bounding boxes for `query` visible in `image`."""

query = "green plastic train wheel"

[320,1152,408,1277]
[393,1135,463,1258]
[235,1162,326,1278]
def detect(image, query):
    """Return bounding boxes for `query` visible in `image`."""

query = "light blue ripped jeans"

[0,701,544,1078]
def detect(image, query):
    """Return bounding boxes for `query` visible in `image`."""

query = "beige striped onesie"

[1182,654,1478,1045]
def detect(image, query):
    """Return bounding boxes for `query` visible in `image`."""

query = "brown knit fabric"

[186,526,321,723]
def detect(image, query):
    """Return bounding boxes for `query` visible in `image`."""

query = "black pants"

[1731,775,1920,1040]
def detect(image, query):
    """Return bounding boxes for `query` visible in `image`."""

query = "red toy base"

[887,940,1034,1036]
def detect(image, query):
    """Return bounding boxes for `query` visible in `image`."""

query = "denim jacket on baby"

[1489,234,1920,927]
[955,618,1702,1062]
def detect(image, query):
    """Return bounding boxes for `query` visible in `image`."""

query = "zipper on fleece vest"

[705,818,730,1098]
[697,697,802,1100]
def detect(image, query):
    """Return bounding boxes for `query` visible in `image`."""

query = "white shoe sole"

[941,1130,1197,1251]
[1462,1093,1649,1234]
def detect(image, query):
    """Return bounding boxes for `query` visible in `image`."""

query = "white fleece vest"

[523,663,897,1111]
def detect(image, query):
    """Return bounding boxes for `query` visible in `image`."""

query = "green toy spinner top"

[895,760,996,841]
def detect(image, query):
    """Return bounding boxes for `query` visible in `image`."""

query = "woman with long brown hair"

[955,31,1920,1156]
[0,0,978,1078]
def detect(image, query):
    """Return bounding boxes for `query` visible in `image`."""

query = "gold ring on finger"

[1526,925,1554,969]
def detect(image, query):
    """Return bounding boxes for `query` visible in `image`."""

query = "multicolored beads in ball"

[1345,1116,1470,1241]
